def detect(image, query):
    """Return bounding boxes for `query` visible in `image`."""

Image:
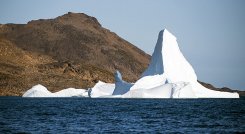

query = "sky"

[0,0,244,90]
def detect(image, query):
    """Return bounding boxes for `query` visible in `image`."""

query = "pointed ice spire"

[112,70,133,95]
[141,29,197,83]
[115,70,123,82]
[140,29,238,98]
[141,30,164,77]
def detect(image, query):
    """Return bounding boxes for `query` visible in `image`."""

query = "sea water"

[0,97,244,133]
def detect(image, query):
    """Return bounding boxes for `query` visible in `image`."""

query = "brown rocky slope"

[0,12,243,96]
[0,12,150,96]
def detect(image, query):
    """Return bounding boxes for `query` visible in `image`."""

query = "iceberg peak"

[115,70,122,82]
[112,70,133,95]
[140,29,239,98]
[142,28,197,83]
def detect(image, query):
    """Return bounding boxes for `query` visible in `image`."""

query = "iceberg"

[23,29,239,98]
[23,84,88,97]
[109,29,239,98]
[23,84,52,97]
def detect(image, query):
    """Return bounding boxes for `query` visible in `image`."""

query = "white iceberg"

[23,84,52,97]
[23,29,239,98]
[98,29,238,98]
[23,84,87,97]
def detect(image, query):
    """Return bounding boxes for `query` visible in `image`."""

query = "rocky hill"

[0,12,150,96]
[0,12,243,96]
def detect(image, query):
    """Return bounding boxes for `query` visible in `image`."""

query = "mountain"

[0,12,150,96]
[0,12,243,96]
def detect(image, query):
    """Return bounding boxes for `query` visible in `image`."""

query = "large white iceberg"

[23,29,239,98]
[138,29,239,98]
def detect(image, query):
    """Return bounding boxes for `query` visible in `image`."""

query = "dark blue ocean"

[0,97,244,133]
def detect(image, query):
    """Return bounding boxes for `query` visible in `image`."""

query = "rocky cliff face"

[0,12,150,96]
[0,12,243,96]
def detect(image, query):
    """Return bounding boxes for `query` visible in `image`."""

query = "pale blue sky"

[1,0,244,90]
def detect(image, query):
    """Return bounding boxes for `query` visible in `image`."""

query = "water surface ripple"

[0,97,244,133]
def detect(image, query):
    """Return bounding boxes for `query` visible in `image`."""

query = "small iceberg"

[23,84,88,97]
